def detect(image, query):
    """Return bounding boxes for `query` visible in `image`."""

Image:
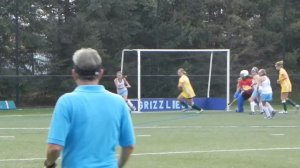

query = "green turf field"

[0,107,299,168]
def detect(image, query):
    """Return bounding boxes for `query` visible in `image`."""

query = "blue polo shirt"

[47,85,135,168]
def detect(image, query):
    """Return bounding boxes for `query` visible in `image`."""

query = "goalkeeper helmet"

[240,70,249,77]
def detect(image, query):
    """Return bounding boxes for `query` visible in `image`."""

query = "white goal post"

[121,49,231,112]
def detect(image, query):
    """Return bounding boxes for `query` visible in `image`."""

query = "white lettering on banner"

[153,101,157,109]
[172,100,176,109]
[166,101,171,109]
[159,100,164,109]
[135,99,186,111]
[175,100,181,109]
[144,101,148,110]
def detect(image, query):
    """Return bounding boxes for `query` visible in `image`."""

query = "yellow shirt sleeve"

[279,69,288,84]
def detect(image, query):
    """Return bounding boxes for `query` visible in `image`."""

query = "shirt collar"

[74,85,106,93]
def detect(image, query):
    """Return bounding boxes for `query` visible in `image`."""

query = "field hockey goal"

[120,49,230,112]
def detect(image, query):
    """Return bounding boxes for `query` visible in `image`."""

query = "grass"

[0,106,299,168]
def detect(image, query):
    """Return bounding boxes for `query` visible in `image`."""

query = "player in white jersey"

[114,71,136,111]
[249,67,261,114]
[249,67,275,115]
[258,69,275,119]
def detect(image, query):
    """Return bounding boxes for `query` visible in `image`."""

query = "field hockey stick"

[123,75,131,88]
[227,98,237,107]
[226,91,244,109]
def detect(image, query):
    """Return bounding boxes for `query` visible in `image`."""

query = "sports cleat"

[264,116,272,119]
[181,107,192,112]
[271,111,276,117]
[295,104,300,110]
[181,108,188,112]
[278,111,288,114]
[196,108,204,114]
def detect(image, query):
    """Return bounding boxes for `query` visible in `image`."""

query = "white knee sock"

[127,100,136,111]
[250,101,256,112]
[263,106,271,117]
[266,102,274,112]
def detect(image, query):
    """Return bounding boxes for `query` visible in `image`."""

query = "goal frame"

[121,49,231,112]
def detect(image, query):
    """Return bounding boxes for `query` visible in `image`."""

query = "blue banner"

[131,97,226,112]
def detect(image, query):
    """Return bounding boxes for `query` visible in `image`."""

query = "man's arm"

[44,144,63,168]
[118,146,134,168]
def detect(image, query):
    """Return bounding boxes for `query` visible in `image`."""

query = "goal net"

[120,49,230,112]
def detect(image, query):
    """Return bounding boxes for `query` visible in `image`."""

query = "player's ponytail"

[275,60,284,67]
[178,68,187,75]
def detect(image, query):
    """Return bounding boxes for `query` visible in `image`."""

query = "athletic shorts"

[261,93,272,102]
[242,89,253,100]
[281,83,292,93]
[117,89,128,97]
[180,92,195,99]
[251,87,260,98]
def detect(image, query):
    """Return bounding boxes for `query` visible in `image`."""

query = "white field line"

[0,128,48,130]
[270,134,285,136]
[136,135,151,137]
[0,114,52,118]
[0,147,300,162]
[135,125,300,129]
[0,136,15,139]
[0,157,45,162]
[0,125,299,130]
[132,147,300,156]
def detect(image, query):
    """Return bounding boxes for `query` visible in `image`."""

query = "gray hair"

[73,48,102,80]
[251,66,258,73]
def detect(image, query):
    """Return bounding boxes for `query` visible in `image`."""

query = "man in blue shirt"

[44,48,135,168]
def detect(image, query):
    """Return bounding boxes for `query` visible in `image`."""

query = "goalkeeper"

[177,68,203,112]
[234,70,253,112]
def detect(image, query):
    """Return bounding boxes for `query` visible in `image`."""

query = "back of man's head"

[73,48,102,81]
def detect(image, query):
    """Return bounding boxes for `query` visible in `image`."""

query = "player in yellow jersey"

[177,68,203,112]
[275,60,300,114]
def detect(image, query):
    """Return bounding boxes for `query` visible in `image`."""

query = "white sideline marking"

[270,134,285,136]
[135,125,300,129]
[0,157,45,162]
[132,147,300,156]
[0,128,48,130]
[0,136,15,139]
[137,135,151,137]
[0,114,51,118]
[1,147,300,162]
[0,125,299,130]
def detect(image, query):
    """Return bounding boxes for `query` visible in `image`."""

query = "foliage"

[0,0,299,105]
